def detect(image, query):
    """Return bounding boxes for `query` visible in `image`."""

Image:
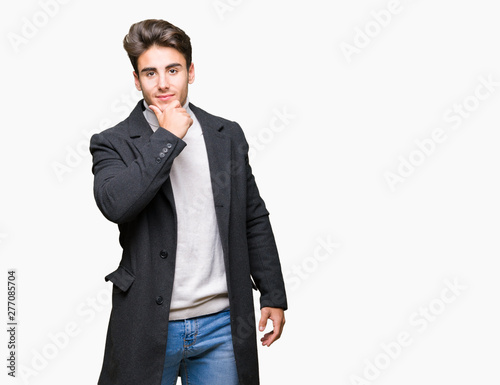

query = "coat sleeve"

[89,127,186,224]
[235,123,288,311]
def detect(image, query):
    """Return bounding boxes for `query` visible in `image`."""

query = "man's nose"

[158,74,169,89]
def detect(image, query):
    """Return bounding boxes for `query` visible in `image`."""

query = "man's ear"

[133,71,142,91]
[188,63,195,84]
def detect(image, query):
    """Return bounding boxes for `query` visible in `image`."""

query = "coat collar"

[126,100,227,137]
[127,100,152,138]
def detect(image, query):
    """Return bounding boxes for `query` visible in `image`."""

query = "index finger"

[168,99,181,109]
[275,313,285,337]
[269,313,285,345]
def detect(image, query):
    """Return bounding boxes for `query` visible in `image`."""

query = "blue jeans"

[160,309,240,385]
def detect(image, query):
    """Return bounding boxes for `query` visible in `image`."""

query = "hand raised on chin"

[149,100,193,139]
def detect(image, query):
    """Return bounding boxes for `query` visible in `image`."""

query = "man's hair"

[123,19,192,73]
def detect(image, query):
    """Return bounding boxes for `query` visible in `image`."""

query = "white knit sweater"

[143,99,230,320]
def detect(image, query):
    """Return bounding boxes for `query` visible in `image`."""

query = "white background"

[2,0,500,384]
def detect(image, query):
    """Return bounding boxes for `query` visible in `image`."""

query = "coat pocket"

[105,265,135,293]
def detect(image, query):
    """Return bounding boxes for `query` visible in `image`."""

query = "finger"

[261,312,285,347]
[266,329,281,346]
[274,313,285,338]
[176,108,189,117]
[260,330,277,347]
[261,330,279,347]
[264,330,278,346]
[149,105,162,116]
[268,319,283,345]
[170,99,181,109]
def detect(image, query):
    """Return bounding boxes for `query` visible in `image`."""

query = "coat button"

[160,250,168,259]
[155,157,161,163]
[162,147,169,153]
[156,296,163,305]
[159,152,165,158]
[166,143,172,149]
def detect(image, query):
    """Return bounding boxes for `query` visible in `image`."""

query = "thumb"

[259,309,269,332]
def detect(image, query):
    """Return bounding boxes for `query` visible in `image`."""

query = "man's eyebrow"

[140,67,157,73]
[140,63,182,73]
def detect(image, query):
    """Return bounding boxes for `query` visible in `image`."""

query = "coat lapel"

[127,100,154,142]
[189,103,232,258]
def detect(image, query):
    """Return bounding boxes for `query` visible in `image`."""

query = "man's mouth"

[157,94,174,100]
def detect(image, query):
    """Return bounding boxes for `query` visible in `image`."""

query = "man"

[89,19,287,385]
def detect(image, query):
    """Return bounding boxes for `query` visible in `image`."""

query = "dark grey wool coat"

[89,100,288,385]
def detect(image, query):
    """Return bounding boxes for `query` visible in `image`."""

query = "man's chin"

[145,100,167,112]
[155,98,181,110]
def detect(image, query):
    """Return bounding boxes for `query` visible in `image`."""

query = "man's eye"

[146,72,155,77]
[169,69,178,74]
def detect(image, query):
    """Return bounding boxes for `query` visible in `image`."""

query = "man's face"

[133,45,195,110]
